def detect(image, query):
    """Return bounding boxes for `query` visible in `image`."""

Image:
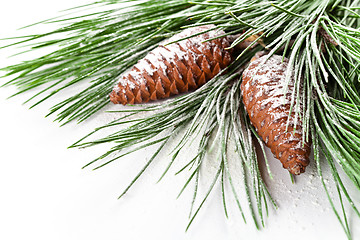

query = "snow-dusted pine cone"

[110,25,233,105]
[241,54,311,175]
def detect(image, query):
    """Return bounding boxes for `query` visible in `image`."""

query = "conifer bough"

[1,0,360,239]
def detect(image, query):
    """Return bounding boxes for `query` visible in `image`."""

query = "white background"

[0,1,359,240]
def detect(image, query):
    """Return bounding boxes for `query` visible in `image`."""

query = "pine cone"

[110,25,233,105]
[241,54,311,175]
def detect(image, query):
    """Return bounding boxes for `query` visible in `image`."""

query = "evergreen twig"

[1,0,360,238]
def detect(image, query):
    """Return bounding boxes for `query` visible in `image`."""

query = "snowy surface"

[0,1,360,240]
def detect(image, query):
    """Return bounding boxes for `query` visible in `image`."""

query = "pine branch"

[1,0,360,238]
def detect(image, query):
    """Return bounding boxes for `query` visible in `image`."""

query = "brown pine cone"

[110,25,233,105]
[241,54,311,175]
